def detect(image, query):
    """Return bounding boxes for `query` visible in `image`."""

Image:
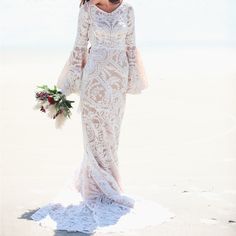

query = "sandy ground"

[1,47,236,236]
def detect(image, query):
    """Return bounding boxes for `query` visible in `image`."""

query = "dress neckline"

[91,1,125,14]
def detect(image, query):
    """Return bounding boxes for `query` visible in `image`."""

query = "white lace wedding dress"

[30,1,175,233]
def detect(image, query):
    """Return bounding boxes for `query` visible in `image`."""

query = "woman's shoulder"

[80,1,90,10]
[78,1,91,17]
[124,1,133,8]
[123,1,134,14]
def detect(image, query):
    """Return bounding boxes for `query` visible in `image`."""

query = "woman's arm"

[125,5,148,95]
[57,3,90,96]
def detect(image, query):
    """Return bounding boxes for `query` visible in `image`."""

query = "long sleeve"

[125,5,149,95]
[56,4,90,96]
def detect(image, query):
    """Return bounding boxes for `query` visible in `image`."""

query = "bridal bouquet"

[34,85,75,128]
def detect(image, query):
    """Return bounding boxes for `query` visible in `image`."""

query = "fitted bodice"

[56,0,148,96]
[87,2,129,50]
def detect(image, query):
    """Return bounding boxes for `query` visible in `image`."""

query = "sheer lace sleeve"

[56,3,90,96]
[125,5,149,95]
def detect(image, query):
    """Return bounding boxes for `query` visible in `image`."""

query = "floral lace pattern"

[56,1,148,96]
[30,179,175,234]
[31,1,174,233]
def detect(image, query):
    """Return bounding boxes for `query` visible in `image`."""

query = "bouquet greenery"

[34,85,75,128]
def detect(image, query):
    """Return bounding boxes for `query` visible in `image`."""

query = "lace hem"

[30,185,175,234]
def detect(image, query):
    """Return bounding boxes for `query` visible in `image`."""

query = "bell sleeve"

[125,5,149,95]
[56,4,90,96]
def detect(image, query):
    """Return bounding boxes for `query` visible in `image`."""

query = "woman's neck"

[92,0,121,7]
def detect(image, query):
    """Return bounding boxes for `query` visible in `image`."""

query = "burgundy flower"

[36,92,48,101]
[47,96,56,104]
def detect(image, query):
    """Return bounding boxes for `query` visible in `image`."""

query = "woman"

[30,0,174,233]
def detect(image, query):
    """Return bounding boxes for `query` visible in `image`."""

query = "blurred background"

[1,0,236,49]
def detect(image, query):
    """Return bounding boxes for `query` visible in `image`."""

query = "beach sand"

[1,47,236,236]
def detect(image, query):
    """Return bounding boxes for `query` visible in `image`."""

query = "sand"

[1,47,236,236]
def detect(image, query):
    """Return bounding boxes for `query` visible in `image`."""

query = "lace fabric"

[125,5,148,94]
[30,172,175,234]
[56,2,90,96]
[56,1,148,96]
[31,1,174,233]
